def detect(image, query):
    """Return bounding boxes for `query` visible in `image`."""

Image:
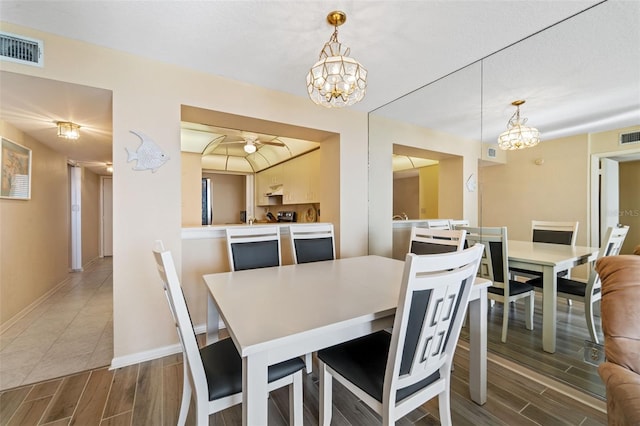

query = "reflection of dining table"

[508,240,599,353]
[203,255,491,426]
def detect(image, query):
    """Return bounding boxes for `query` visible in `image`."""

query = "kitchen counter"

[182,222,330,240]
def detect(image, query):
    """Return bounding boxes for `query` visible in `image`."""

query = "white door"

[599,158,619,245]
[101,177,113,256]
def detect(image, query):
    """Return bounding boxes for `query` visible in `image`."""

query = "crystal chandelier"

[306,11,367,108]
[497,100,541,150]
[56,121,80,140]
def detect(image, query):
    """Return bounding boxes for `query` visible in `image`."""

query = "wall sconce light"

[57,121,80,140]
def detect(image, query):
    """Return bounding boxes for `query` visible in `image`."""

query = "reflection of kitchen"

[392,154,439,220]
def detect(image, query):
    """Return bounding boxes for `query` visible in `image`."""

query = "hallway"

[0,257,113,391]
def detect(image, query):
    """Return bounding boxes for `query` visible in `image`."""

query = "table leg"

[243,352,269,426]
[206,293,220,345]
[542,265,557,353]
[468,287,487,405]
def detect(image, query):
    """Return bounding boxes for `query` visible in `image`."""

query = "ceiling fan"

[217,134,286,154]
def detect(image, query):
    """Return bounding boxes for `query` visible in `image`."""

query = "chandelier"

[497,100,540,150]
[306,11,367,108]
[56,121,80,140]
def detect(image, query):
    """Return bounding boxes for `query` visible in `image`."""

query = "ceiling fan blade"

[261,137,286,147]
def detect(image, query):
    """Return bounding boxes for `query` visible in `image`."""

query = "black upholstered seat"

[317,246,484,425]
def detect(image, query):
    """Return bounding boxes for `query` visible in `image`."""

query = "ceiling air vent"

[0,31,43,67]
[620,131,640,145]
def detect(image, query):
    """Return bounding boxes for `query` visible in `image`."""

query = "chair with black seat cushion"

[225,226,281,271]
[289,223,335,264]
[409,227,466,255]
[317,244,483,426]
[463,226,534,343]
[152,240,304,426]
[289,223,336,373]
[449,219,470,230]
[527,225,629,343]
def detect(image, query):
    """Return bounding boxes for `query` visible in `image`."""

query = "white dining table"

[508,240,599,353]
[203,255,490,426]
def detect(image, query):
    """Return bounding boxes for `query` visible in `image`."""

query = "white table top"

[508,240,599,266]
[203,255,403,357]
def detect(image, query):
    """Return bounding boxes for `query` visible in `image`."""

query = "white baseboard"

[110,342,183,370]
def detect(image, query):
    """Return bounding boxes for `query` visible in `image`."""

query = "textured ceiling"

[0,0,639,173]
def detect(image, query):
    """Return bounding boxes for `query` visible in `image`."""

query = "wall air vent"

[620,131,640,145]
[0,31,43,67]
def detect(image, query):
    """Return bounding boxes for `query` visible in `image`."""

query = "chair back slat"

[461,227,508,290]
[289,224,336,264]
[423,219,451,230]
[408,227,466,255]
[386,245,483,394]
[449,219,470,230]
[226,226,281,271]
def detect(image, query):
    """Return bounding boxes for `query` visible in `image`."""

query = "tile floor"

[0,257,113,391]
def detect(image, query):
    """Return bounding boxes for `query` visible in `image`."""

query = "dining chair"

[225,226,281,271]
[317,244,484,426]
[409,227,466,255]
[289,223,335,264]
[527,225,629,343]
[289,223,336,374]
[463,226,534,343]
[423,219,452,230]
[152,240,304,426]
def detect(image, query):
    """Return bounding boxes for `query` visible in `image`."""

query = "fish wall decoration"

[126,130,170,172]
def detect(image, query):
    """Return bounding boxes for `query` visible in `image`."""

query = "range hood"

[266,185,283,197]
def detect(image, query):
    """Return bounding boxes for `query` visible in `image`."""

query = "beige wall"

[0,121,70,326]
[393,176,419,219]
[181,152,202,227]
[81,168,100,264]
[620,160,640,254]
[418,165,439,219]
[0,22,368,364]
[205,172,245,225]
[479,134,589,243]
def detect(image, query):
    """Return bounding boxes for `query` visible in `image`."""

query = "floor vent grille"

[0,31,43,67]
[620,131,640,145]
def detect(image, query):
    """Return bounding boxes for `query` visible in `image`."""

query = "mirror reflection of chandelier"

[306,11,367,108]
[497,100,541,150]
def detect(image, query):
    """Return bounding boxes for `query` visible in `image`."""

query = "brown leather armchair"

[597,245,640,425]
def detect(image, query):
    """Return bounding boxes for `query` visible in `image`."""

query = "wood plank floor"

[460,291,606,399]
[0,342,607,425]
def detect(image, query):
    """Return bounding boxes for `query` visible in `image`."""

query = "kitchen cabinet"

[255,150,320,206]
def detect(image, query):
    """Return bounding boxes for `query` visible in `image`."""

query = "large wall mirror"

[369,1,639,400]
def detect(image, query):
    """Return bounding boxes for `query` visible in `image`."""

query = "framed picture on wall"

[1,137,32,200]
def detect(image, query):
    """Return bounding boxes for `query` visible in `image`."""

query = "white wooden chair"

[317,245,483,426]
[152,241,304,425]
[289,223,335,264]
[289,223,336,373]
[424,219,452,230]
[528,225,629,343]
[225,226,281,271]
[464,226,534,343]
[409,227,466,255]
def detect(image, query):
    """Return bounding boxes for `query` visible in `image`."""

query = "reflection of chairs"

[289,224,335,264]
[449,219,470,229]
[317,245,484,426]
[511,220,579,284]
[528,225,629,343]
[152,241,304,426]
[424,219,451,230]
[409,227,466,255]
[289,223,336,373]
[225,226,281,271]
[464,226,534,343]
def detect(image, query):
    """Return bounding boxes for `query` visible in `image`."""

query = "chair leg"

[586,301,599,344]
[319,362,333,426]
[525,294,534,331]
[304,353,313,374]
[438,387,452,426]
[501,301,509,343]
[178,362,191,426]
[289,370,303,426]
